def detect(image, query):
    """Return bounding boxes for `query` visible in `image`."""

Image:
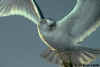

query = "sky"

[0,0,100,67]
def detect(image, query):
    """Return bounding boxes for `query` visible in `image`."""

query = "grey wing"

[0,0,44,24]
[58,0,100,44]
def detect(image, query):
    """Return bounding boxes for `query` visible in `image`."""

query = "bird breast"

[37,24,74,51]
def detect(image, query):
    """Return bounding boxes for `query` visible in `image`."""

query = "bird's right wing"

[0,0,44,24]
[58,0,100,44]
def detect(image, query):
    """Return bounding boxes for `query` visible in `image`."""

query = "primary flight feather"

[0,0,100,66]
[58,0,100,44]
[0,0,44,24]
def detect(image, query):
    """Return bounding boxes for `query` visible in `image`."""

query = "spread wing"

[58,0,100,44]
[0,0,44,24]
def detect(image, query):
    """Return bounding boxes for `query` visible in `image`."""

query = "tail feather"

[41,47,100,67]
[40,49,62,64]
[78,47,100,64]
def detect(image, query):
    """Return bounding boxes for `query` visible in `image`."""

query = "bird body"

[37,19,75,51]
[0,0,100,66]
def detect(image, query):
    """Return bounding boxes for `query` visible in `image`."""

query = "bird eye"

[40,19,47,24]
[48,22,56,27]
[48,22,56,31]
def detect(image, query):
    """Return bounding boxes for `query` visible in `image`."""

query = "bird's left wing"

[58,0,100,44]
[0,0,44,24]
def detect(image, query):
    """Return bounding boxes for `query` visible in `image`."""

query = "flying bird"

[0,0,100,66]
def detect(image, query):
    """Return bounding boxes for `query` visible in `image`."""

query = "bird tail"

[41,47,100,67]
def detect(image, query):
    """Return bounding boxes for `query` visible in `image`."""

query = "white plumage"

[0,0,100,66]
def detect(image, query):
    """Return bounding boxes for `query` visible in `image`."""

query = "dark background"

[0,0,99,67]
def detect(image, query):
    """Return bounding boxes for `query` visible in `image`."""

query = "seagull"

[0,0,100,66]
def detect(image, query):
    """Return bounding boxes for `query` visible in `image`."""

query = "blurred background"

[0,0,99,67]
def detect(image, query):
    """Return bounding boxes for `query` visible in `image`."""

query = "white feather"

[0,0,42,24]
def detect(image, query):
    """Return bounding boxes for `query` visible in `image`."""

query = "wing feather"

[58,0,100,44]
[0,0,43,24]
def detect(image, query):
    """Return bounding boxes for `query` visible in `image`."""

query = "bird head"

[38,18,56,32]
